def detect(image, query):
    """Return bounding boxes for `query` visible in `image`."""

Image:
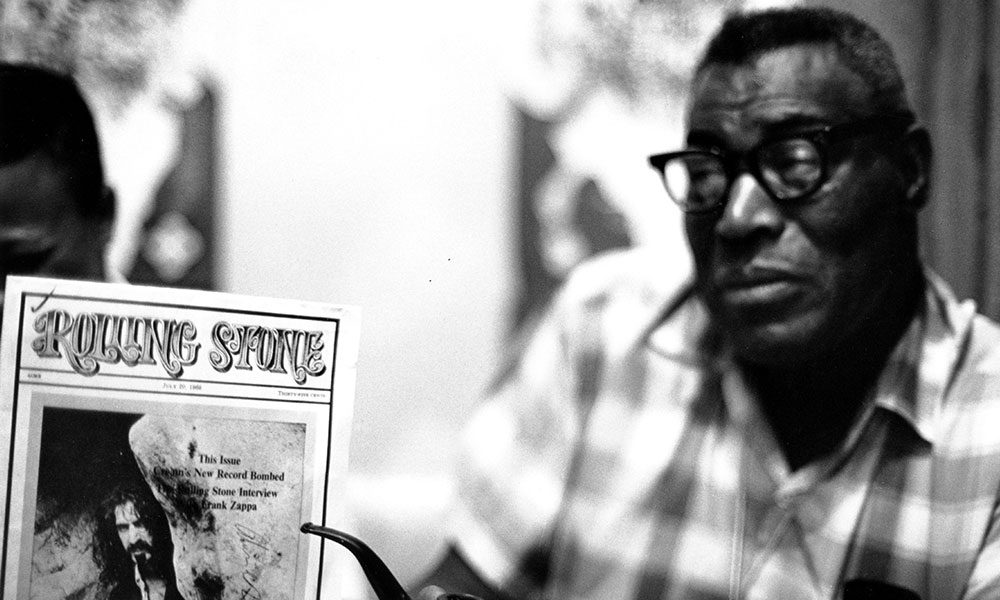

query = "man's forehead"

[687,43,875,128]
[114,501,140,522]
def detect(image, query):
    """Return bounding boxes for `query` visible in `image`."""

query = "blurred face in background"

[0,150,110,312]
[0,63,113,318]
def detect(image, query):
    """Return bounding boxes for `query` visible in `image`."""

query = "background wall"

[178,0,516,593]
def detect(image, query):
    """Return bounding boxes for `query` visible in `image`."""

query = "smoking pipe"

[301,523,482,600]
[301,523,411,600]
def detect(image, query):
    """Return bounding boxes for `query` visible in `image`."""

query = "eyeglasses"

[647,116,915,213]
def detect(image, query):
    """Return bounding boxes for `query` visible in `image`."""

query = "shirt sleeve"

[447,297,583,599]
[445,249,688,599]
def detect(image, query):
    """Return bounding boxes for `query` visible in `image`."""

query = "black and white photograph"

[32,407,180,600]
[3,1,1000,599]
[29,405,310,600]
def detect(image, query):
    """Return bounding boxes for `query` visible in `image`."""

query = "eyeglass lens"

[662,137,824,210]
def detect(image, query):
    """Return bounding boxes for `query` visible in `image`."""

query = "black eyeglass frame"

[647,115,917,214]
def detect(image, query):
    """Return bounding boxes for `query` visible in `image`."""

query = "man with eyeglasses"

[419,7,1000,600]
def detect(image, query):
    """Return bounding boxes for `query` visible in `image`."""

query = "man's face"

[114,500,156,566]
[684,43,917,366]
[0,151,109,311]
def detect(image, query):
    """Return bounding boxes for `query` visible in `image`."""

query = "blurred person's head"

[0,63,114,309]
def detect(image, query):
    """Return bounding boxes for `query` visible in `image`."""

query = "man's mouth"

[712,266,808,307]
[128,542,153,561]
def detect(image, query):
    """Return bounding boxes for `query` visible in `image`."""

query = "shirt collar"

[870,268,976,445]
[645,282,714,363]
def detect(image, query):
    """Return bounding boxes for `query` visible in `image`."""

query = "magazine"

[0,276,359,600]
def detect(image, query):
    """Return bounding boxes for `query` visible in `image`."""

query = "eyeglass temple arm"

[301,522,412,600]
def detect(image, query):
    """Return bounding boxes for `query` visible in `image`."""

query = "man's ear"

[898,125,932,211]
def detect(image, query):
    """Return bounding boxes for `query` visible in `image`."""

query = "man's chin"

[724,317,828,368]
[707,295,829,365]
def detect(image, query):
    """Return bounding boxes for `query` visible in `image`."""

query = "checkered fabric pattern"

[449,249,1000,600]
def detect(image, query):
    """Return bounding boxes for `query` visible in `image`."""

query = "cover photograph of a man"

[92,482,182,600]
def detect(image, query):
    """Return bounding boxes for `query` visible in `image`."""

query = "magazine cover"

[0,276,359,600]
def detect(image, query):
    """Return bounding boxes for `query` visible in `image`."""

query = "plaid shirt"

[449,249,1000,600]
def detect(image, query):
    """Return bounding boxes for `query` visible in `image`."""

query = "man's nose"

[126,526,140,544]
[714,172,785,240]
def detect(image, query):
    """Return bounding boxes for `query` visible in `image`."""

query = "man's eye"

[764,138,819,164]
[760,139,822,193]
[689,165,717,181]
[685,156,723,179]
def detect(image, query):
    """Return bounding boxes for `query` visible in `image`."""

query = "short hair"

[92,481,175,589]
[0,63,114,219]
[696,7,914,121]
